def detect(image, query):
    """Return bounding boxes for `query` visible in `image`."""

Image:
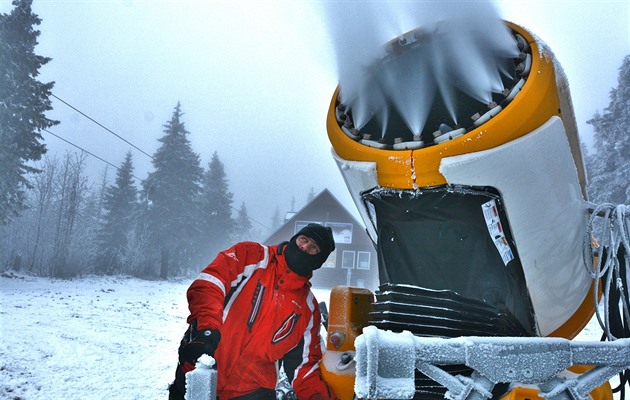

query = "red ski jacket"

[187,241,336,400]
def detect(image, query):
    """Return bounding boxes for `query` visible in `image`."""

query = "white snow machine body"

[320,21,629,400]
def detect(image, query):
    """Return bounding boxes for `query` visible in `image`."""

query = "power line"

[43,129,145,182]
[51,93,155,160]
[47,96,272,232]
[43,129,272,232]
[231,205,271,232]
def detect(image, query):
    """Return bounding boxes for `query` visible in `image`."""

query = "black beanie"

[292,223,336,260]
[283,224,336,276]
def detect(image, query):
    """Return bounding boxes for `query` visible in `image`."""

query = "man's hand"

[180,326,221,368]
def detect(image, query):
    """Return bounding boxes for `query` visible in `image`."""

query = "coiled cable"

[584,202,629,396]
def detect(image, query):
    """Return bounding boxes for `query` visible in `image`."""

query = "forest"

[1,99,262,278]
[0,1,283,278]
[1,0,629,279]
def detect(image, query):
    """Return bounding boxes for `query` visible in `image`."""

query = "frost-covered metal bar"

[354,326,630,400]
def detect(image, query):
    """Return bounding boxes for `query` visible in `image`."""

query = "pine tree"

[586,55,630,205]
[0,0,59,224]
[271,206,282,230]
[142,103,203,278]
[199,151,235,259]
[234,202,253,242]
[96,152,137,274]
[290,195,296,212]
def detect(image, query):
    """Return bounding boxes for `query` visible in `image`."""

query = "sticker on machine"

[482,199,514,266]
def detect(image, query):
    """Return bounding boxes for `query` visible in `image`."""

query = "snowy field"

[0,274,621,400]
[0,274,333,400]
[1,274,192,399]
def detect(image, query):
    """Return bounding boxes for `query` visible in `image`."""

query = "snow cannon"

[321,21,618,400]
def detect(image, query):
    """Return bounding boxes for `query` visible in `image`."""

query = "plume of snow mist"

[322,1,520,146]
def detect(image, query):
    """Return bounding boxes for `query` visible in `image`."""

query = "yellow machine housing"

[321,21,611,400]
[327,21,587,193]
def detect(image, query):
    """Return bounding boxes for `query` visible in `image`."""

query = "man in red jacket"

[168,223,338,400]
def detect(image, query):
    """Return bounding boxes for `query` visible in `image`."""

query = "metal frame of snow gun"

[354,326,627,400]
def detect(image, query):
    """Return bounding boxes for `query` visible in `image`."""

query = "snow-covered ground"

[0,274,621,400]
[0,274,334,400]
[1,274,191,399]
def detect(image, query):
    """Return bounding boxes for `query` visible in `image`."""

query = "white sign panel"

[482,199,514,266]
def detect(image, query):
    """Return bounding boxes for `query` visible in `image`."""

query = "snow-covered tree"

[26,156,58,272]
[586,55,630,205]
[271,206,282,230]
[199,151,235,260]
[142,103,203,278]
[0,0,58,225]
[234,202,253,242]
[0,153,103,277]
[94,166,109,227]
[50,152,89,278]
[96,152,138,274]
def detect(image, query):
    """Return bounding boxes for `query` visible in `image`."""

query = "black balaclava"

[283,223,335,277]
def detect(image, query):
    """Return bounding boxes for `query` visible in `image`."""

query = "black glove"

[179,322,221,368]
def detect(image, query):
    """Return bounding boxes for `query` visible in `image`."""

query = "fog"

[4,0,628,232]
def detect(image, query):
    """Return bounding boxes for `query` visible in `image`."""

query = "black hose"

[602,246,629,396]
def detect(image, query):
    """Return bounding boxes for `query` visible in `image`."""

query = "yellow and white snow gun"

[320,21,626,400]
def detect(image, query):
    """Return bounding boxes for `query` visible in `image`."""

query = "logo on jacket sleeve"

[272,312,301,344]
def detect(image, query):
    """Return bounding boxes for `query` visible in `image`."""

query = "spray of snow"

[322,1,518,138]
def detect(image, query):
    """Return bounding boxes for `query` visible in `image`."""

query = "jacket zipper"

[247,281,265,332]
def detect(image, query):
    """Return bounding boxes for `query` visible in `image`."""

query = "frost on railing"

[584,203,630,341]
[354,326,630,400]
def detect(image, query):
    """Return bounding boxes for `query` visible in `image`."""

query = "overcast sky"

[3,0,629,234]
